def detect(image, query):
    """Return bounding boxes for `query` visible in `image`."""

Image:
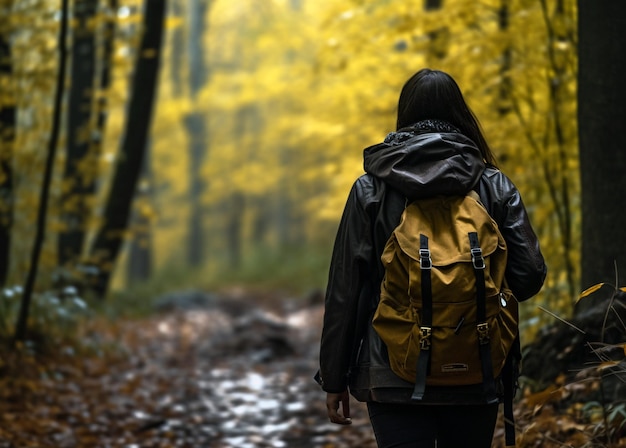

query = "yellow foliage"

[3,0,580,309]
[578,283,606,301]
[128,0,578,313]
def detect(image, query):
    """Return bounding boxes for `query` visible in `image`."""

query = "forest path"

[0,292,375,447]
[1,289,622,447]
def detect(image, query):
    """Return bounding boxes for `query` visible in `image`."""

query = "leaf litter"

[0,289,624,447]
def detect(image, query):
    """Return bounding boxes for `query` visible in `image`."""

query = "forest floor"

[0,288,624,448]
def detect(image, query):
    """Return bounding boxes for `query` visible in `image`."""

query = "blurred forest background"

[1,0,626,446]
[2,0,584,333]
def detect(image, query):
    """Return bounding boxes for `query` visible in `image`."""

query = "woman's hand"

[326,390,352,425]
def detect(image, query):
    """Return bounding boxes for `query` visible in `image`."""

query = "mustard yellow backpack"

[372,191,519,403]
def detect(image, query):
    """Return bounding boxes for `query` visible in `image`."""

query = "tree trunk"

[58,0,98,268]
[169,0,184,96]
[0,8,15,287]
[14,0,69,342]
[541,0,577,300]
[424,0,448,62]
[127,145,153,284]
[188,0,209,94]
[227,193,244,269]
[92,0,118,180]
[496,0,512,116]
[88,0,167,298]
[184,112,206,266]
[185,0,211,267]
[578,1,626,298]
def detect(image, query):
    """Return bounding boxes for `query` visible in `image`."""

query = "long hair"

[396,68,497,166]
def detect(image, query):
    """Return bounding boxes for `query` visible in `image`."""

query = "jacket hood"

[363,122,485,199]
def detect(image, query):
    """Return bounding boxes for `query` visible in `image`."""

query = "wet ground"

[130,301,378,447]
[0,293,377,447]
[3,289,624,447]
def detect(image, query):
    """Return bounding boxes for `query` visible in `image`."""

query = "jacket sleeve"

[319,180,374,393]
[479,169,547,301]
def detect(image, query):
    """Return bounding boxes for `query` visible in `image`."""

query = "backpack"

[372,191,520,444]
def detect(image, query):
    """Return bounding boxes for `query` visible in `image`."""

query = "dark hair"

[396,68,497,166]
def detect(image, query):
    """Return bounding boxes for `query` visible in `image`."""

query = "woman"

[318,69,547,447]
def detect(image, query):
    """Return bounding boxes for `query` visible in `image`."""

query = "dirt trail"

[0,295,376,447]
[2,290,623,447]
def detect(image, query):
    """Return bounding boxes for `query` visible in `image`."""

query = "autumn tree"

[184,0,212,267]
[539,0,578,299]
[425,0,579,307]
[58,0,99,269]
[88,0,167,298]
[15,0,70,342]
[205,0,328,270]
[578,0,626,296]
[95,0,117,149]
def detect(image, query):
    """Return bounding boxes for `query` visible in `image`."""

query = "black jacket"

[318,122,547,403]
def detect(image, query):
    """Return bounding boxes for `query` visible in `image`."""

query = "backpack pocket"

[374,289,519,386]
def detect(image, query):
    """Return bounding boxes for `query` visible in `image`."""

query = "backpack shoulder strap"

[411,234,433,401]
[469,231,498,405]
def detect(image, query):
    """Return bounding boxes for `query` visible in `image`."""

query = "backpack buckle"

[471,247,485,269]
[419,249,432,270]
[477,322,490,344]
[419,326,432,350]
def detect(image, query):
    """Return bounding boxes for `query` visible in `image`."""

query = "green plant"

[0,282,91,351]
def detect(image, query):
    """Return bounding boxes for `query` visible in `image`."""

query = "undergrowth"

[517,279,626,447]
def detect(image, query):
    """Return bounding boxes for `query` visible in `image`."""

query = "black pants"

[367,402,499,448]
